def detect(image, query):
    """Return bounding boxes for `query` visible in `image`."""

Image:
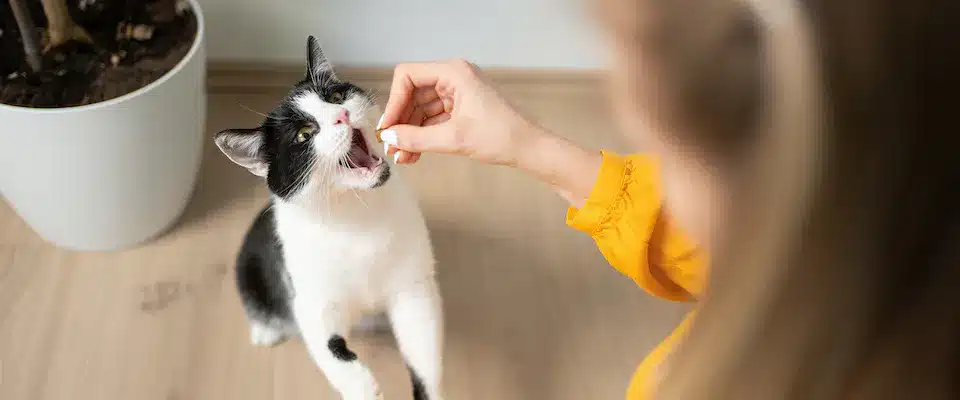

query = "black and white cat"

[214,36,443,400]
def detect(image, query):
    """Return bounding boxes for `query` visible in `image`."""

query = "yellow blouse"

[566,151,708,399]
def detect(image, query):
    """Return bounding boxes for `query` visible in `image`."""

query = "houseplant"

[0,0,206,251]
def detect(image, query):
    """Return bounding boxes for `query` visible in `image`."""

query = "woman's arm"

[375,60,603,208]
[377,61,706,298]
[375,61,600,205]
[514,125,603,209]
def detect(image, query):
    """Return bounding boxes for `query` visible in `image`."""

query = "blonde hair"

[601,0,960,398]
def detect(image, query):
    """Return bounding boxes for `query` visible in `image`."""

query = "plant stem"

[8,0,43,72]
[41,0,92,50]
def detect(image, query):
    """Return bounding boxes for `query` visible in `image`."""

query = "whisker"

[351,187,368,208]
[238,103,270,119]
[339,155,369,208]
[319,157,339,217]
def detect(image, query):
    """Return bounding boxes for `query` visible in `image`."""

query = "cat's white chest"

[270,179,435,315]
[276,209,392,301]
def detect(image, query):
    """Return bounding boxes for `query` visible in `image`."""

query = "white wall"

[196,0,606,69]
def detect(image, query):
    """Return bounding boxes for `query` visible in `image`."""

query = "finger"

[384,142,422,165]
[377,82,416,129]
[400,103,418,126]
[385,145,410,164]
[379,123,461,154]
[422,112,452,127]
[395,150,415,164]
[407,107,428,128]
[396,150,424,165]
[402,89,442,126]
[413,87,440,106]
[381,62,454,129]
[416,98,446,119]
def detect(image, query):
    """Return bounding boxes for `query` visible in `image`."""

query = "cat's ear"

[215,128,269,177]
[306,35,338,82]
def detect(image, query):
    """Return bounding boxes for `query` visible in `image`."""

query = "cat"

[214,36,443,400]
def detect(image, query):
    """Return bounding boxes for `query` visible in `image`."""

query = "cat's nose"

[334,109,350,125]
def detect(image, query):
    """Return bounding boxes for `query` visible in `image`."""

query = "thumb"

[380,122,462,154]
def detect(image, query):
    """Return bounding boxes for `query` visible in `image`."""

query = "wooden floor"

[0,72,687,400]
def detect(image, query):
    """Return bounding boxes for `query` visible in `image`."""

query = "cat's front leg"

[293,296,382,400]
[389,279,444,400]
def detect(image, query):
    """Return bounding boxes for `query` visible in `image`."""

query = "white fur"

[250,321,287,347]
[274,92,444,400]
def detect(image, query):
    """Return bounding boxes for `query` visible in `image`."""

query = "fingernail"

[393,151,401,163]
[379,129,397,146]
[376,114,385,130]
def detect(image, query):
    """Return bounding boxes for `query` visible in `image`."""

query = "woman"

[378,0,959,398]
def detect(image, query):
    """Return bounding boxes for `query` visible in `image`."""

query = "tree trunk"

[41,0,91,50]
[8,0,42,72]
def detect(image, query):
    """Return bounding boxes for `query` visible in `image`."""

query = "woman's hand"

[378,60,542,167]
[378,60,602,208]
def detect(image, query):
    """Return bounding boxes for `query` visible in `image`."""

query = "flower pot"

[0,0,206,251]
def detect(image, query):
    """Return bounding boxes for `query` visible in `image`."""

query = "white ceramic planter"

[0,1,206,251]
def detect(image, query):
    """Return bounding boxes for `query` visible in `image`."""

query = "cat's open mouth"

[339,129,382,170]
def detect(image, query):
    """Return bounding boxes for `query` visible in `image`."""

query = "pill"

[375,128,385,143]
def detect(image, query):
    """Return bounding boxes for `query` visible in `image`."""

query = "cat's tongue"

[347,146,377,168]
[346,130,379,169]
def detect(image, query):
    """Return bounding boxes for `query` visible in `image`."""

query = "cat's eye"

[295,126,315,143]
[328,91,345,104]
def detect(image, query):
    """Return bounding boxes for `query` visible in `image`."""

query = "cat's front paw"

[250,323,286,347]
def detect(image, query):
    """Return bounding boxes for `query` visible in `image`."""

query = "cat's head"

[215,36,388,200]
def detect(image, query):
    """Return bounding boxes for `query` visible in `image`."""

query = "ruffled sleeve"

[567,151,706,301]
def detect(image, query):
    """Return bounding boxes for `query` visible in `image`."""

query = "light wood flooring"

[0,70,687,400]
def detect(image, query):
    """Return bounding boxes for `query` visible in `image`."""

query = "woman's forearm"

[516,126,603,208]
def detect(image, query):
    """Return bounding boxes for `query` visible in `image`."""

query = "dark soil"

[0,0,197,108]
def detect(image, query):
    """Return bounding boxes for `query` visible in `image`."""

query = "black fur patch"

[327,335,357,361]
[235,206,294,323]
[372,164,392,188]
[409,366,428,400]
[260,94,318,199]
